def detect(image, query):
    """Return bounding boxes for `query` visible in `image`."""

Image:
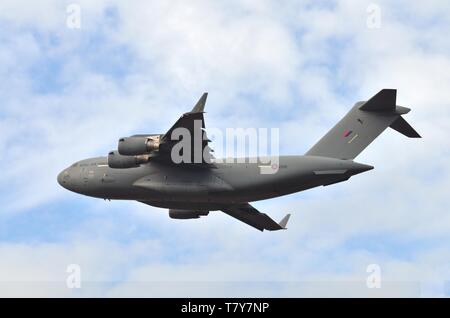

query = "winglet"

[278,214,291,230]
[191,93,208,113]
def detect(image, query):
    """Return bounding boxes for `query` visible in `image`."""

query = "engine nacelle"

[118,135,160,156]
[169,209,209,219]
[107,151,149,169]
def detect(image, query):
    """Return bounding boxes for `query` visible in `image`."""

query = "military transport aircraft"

[57,89,420,231]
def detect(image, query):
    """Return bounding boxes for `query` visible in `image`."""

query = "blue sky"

[0,0,449,297]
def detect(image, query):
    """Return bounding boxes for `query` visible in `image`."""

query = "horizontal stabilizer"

[389,116,421,138]
[359,89,396,112]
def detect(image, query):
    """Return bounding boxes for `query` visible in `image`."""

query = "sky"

[0,0,449,297]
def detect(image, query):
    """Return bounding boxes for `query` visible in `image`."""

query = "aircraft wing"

[221,203,291,232]
[157,93,214,164]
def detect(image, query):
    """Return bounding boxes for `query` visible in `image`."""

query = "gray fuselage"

[57,155,372,211]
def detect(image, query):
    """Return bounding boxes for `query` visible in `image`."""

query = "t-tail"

[306,89,421,160]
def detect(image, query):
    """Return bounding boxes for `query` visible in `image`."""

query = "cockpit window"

[71,163,78,167]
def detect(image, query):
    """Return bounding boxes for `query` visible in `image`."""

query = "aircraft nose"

[57,170,70,189]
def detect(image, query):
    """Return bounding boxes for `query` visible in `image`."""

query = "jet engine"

[107,151,149,169]
[118,135,160,156]
[169,210,209,219]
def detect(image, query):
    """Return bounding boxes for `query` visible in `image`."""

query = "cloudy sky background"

[0,0,449,297]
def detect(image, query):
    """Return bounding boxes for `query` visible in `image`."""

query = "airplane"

[57,89,420,232]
